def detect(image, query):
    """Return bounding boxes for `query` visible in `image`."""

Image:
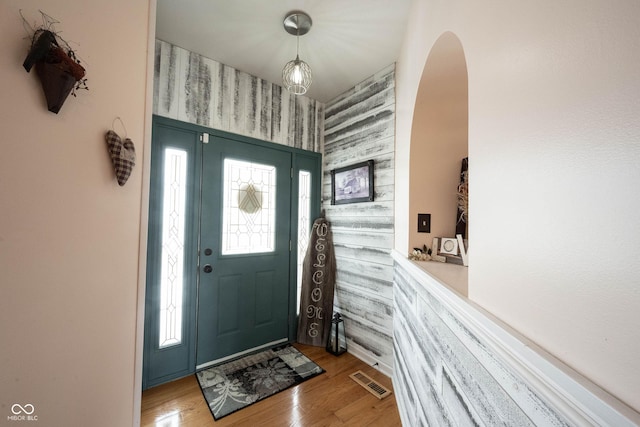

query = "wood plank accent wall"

[153,40,324,152]
[154,39,396,374]
[323,64,396,374]
[392,252,639,427]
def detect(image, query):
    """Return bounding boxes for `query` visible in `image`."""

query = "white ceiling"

[155,0,412,103]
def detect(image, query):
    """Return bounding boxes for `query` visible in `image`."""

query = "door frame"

[143,119,201,389]
[143,116,322,389]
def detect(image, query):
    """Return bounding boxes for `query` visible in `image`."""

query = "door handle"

[203,264,213,273]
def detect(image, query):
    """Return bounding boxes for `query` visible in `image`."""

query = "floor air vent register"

[349,370,392,399]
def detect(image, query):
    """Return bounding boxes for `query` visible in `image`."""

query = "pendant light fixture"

[282,11,312,95]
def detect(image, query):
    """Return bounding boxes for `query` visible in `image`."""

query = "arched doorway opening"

[409,31,469,257]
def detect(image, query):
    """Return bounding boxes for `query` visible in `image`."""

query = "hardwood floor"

[141,344,402,426]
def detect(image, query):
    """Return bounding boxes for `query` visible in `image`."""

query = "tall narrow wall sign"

[297,217,336,347]
[455,157,468,238]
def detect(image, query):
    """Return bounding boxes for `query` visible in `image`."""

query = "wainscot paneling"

[323,64,396,375]
[392,251,640,426]
[153,39,324,152]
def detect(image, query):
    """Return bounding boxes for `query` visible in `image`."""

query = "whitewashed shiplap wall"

[323,64,396,374]
[153,38,395,373]
[393,253,640,427]
[153,40,324,152]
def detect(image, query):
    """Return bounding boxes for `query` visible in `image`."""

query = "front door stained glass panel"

[221,158,277,255]
[297,170,312,314]
[159,148,187,348]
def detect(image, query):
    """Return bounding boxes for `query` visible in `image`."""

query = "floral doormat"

[196,344,324,420]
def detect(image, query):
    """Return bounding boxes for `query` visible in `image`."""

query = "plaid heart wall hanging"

[105,129,136,186]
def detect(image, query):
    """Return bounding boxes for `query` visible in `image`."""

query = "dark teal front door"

[143,116,320,389]
[196,135,292,368]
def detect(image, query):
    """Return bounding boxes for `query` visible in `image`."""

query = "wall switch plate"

[418,213,431,233]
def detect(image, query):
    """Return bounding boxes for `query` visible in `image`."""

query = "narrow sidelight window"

[158,148,187,348]
[296,170,312,314]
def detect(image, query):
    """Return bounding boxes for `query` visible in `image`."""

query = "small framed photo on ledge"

[330,160,374,205]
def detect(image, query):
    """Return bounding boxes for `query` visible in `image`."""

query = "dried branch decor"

[21,10,88,113]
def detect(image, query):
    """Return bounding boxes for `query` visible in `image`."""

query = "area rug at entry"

[196,344,324,420]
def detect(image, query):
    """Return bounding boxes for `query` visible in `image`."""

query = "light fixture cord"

[296,19,301,57]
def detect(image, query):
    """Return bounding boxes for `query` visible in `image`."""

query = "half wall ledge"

[391,250,640,426]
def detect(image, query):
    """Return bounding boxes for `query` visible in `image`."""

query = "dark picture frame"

[330,160,374,205]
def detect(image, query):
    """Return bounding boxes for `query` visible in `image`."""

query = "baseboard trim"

[347,344,393,378]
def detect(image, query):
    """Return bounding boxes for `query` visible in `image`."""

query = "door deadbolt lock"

[203,264,213,273]
[204,248,213,256]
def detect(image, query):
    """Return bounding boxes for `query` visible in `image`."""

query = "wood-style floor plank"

[141,344,401,426]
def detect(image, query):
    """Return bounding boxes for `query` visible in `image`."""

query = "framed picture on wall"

[330,160,374,205]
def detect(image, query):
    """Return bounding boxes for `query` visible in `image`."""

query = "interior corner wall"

[153,40,324,153]
[0,2,151,427]
[323,65,396,374]
[395,0,640,414]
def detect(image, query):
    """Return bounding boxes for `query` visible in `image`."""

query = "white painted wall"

[0,2,152,426]
[396,0,640,412]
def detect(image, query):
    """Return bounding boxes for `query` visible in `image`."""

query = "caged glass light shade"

[283,55,312,95]
[282,11,313,95]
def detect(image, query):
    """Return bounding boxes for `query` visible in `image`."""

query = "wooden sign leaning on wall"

[297,216,337,347]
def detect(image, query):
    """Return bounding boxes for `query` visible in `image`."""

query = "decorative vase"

[35,61,77,114]
[25,33,86,114]
[22,20,88,114]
